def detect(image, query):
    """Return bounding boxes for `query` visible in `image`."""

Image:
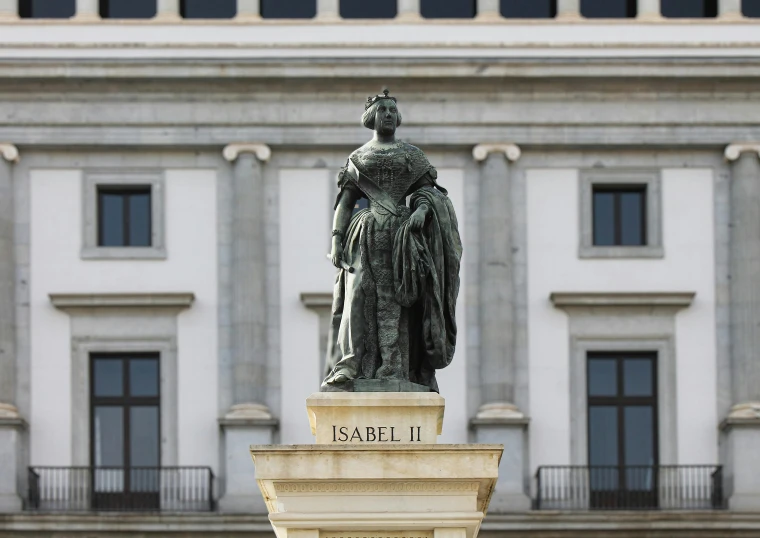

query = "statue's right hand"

[330,242,344,269]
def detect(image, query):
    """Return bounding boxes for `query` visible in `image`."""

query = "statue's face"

[374,99,398,136]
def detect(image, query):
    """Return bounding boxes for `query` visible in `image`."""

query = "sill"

[579,245,664,259]
[81,246,167,260]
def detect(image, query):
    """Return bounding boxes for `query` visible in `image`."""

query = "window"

[340,0,396,18]
[661,0,717,17]
[353,197,369,216]
[181,0,236,18]
[99,0,156,18]
[19,0,75,17]
[421,0,475,18]
[91,354,160,510]
[592,185,646,247]
[581,0,635,17]
[579,170,662,259]
[97,186,152,247]
[261,0,316,18]
[83,171,166,260]
[587,352,658,509]
[744,0,760,17]
[501,0,556,18]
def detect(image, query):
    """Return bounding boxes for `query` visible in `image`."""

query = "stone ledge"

[550,291,695,309]
[49,292,195,310]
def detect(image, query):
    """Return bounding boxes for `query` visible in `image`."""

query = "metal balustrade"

[27,467,214,512]
[534,465,725,511]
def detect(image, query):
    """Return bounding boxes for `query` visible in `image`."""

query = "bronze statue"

[322,90,462,393]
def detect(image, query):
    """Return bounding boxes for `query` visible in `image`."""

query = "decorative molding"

[471,402,529,427]
[219,403,279,428]
[472,143,521,163]
[50,292,195,310]
[0,143,19,163]
[722,402,760,429]
[550,291,695,309]
[275,481,480,494]
[323,533,430,538]
[725,143,760,161]
[0,403,25,428]
[300,292,333,309]
[223,143,272,163]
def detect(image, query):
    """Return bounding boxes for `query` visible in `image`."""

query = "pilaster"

[471,143,529,512]
[0,0,18,20]
[155,0,181,21]
[556,0,582,19]
[637,0,662,19]
[476,0,501,20]
[220,143,277,514]
[724,142,760,510]
[236,0,261,20]
[73,0,100,20]
[317,0,340,20]
[0,144,22,512]
[719,0,744,19]
[397,0,421,20]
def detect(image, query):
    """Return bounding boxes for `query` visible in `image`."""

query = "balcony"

[26,467,214,512]
[535,465,725,511]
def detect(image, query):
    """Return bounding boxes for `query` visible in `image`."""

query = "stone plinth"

[307,392,445,444]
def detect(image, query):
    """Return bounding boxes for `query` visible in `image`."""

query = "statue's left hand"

[409,208,427,232]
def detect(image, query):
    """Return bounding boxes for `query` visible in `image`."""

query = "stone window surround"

[552,291,696,467]
[82,169,166,260]
[579,169,663,259]
[50,292,195,467]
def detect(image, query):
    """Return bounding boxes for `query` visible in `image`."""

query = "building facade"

[1,0,760,536]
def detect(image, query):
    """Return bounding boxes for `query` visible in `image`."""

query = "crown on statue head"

[365,89,397,110]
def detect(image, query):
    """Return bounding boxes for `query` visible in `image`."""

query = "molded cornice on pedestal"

[550,291,695,309]
[725,143,760,161]
[223,143,272,163]
[0,143,19,163]
[472,143,521,162]
[471,402,529,427]
[49,292,195,311]
[219,403,278,428]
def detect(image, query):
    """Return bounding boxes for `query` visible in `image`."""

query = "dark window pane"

[94,359,123,397]
[581,0,635,17]
[341,0,396,17]
[624,406,655,465]
[661,0,717,17]
[421,0,475,18]
[501,0,556,17]
[588,359,617,396]
[93,406,124,466]
[261,0,316,18]
[20,0,76,18]
[181,0,236,18]
[101,0,156,18]
[744,0,760,16]
[353,197,369,216]
[620,191,645,246]
[130,407,160,467]
[99,192,125,247]
[589,406,618,466]
[128,192,152,247]
[130,359,159,397]
[593,191,615,246]
[624,359,653,397]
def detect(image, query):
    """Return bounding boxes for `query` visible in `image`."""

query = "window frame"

[97,185,153,248]
[579,169,663,259]
[83,170,166,260]
[591,184,647,247]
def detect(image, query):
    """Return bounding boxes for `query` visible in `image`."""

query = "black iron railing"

[534,465,724,510]
[26,467,214,512]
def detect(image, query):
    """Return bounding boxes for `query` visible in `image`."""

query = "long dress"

[322,140,462,392]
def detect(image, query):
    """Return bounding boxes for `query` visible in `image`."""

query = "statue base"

[249,394,503,538]
[321,379,431,393]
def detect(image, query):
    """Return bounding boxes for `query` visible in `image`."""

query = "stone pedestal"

[250,393,502,538]
[722,403,760,511]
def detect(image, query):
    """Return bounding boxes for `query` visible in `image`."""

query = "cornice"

[0,143,19,163]
[300,292,333,309]
[550,291,696,309]
[222,143,271,163]
[472,143,521,162]
[725,143,760,161]
[49,292,195,311]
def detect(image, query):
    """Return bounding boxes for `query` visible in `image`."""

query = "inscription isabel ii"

[322,90,462,393]
[332,425,423,443]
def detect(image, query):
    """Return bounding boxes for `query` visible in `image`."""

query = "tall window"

[91,354,160,510]
[744,0,760,17]
[353,197,369,216]
[340,0,396,18]
[592,185,646,246]
[97,186,152,247]
[181,0,236,18]
[581,0,636,17]
[261,0,316,18]
[501,0,556,18]
[587,352,658,509]
[661,0,717,17]
[421,0,475,18]
[19,0,75,17]
[99,0,156,18]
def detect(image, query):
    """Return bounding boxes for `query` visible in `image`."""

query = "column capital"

[473,143,521,163]
[0,143,18,163]
[725,143,760,162]
[223,143,271,163]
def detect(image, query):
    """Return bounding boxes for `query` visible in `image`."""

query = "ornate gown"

[322,141,462,392]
